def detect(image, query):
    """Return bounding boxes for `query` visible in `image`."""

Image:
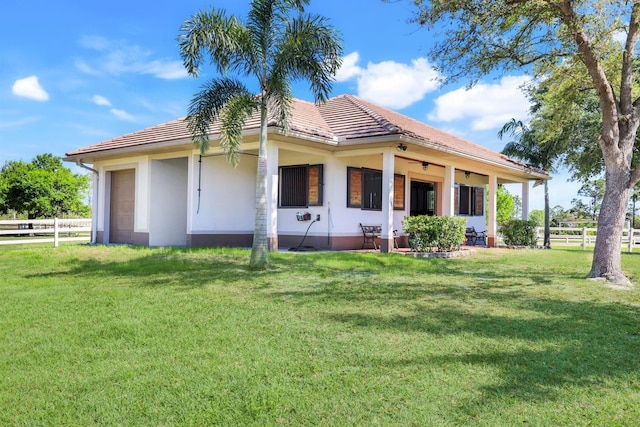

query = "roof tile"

[65,94,545,176]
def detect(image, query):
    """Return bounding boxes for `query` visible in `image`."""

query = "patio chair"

[465,226,486,246]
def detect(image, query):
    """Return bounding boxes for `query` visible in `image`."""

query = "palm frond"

[247,0,278,69]
[186,78,253,155]
[264,78,292,131]
[220,94,261,167]
[498,117,564,172]
[497,118,527,140]
[274,14,343,102]
[178,9,247,77]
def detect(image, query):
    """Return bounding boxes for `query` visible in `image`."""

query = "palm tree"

[178,0,342,268]
[498,119,562,248]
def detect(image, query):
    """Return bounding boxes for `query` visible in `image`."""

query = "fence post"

[54,217,59,248]
[582,227,587,251]
[630,228,635,253]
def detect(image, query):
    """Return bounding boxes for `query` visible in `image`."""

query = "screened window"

[279,164,323,207]
[456,185,484,216]
[347,167,405,210]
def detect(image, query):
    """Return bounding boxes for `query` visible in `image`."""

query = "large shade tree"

[0,153,89,220]
[178,0,342,268]
[409,0,640,284]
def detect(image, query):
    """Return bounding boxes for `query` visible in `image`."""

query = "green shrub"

[402,215,466,252]
[501,219,538,246]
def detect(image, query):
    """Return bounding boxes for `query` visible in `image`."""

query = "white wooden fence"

[0,218,92,247]
[536,226,640,252]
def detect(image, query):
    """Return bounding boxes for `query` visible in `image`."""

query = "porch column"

[381,150,395,253]
[442,165,455,216]
[521,181,530,220]
[487,174,498,247]
[267,142,279,250]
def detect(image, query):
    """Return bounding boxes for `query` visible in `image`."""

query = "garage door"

[110,169,135,244]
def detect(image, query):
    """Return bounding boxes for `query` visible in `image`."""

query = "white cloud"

[74,59,99,75]
[428,75,532,130]
[110,108,135,121]
[0,116,41,129]
[91,93,134,121]
[613,30,627,45]
[79,35,111,51]
[12,76,49,101]
[92,95,112,107]
[335,52,362,81]
[143,60,189,80]
[336,51,441,109]
[77,36,188,80]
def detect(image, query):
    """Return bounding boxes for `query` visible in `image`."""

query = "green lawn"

[1,245,640,426]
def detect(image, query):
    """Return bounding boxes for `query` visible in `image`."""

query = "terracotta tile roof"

[65,94,546,177]
[318,95,400,138]
[67,117,191,157]
[66,98,331,157]
[334,95,529,170]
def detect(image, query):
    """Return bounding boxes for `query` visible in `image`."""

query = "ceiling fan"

[407,160,430,170]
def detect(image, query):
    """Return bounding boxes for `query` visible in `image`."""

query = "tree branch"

[557,1,619,150]
[620,2,640,116]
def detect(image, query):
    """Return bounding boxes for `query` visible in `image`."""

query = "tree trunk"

[589,168,632,284]
[250,101,269,269]
[543,180,550,248]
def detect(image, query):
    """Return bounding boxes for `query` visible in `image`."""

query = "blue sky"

[1,0,583,211]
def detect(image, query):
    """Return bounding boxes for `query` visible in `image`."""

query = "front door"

[410,181,435,216]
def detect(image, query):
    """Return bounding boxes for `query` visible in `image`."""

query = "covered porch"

[260,136,546,252]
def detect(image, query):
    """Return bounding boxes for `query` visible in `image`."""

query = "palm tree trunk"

[250,100,270,268]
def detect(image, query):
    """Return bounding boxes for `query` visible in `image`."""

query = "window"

[362,168,382,210]
[347,167,405,210]
[456,185,484,216]
[459,185,471,215]
[279,164,323,207]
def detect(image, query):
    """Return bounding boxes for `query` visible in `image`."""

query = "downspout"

[76,160,99,244]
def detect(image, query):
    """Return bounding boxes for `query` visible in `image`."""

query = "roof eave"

[64,137,196,163]
[64,126,341,163]
[397,135,550,181]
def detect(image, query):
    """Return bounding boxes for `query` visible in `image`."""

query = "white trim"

[443,165,455,216]
[488,174,498,244]
[381,151,395,252]
[522,182,530,219]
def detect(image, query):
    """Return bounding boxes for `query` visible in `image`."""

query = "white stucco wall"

[190,154,257,233]
[149,157,188,246]
[92,145,491,243]
[275,151,455,239]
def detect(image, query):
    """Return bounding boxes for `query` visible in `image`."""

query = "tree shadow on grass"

[20,246,640,422]
[326,298,640,418]
[264,251,573,306]
[264,251,640,418]
[25,246,276,289]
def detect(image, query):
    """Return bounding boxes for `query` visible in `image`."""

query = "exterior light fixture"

[396,143,407,152]
[422,161,429,171]
[465,171,471,179]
